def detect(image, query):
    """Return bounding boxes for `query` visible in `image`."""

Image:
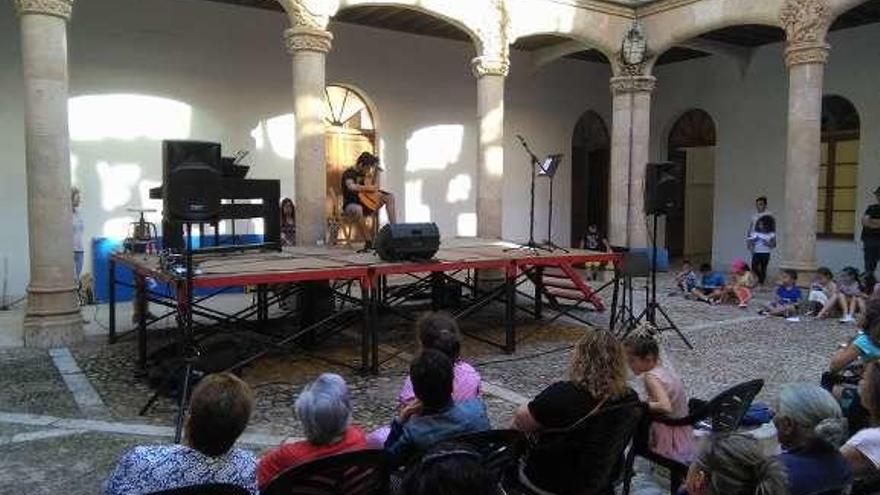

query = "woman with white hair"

[685,434,788,495]
[774,383,852,495]
[257,373,367,488]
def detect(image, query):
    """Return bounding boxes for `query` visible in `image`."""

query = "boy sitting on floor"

[690,263,725,304]
[760,269,802,317]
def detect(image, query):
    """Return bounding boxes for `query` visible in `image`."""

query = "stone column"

[472,56,508,239]
[285,25,332,245]
[780,0,831,274]
[609,75,656,248]
[16,0,83,347]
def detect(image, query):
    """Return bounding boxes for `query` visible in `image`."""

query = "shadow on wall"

[69,94,193,246]
[404,124,476,237]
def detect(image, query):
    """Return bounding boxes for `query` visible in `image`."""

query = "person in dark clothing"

[512,330,639,495]
[341,152,397,243]
[862,186,880,275]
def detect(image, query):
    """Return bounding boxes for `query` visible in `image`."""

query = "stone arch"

[335,1,486,55]
[668,109,717,150]
[514,31,613,70]
[642,0,786,57]
[509,4,630,60]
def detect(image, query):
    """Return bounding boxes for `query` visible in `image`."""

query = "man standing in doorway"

[747,196,776,286]
[862,186,880,275]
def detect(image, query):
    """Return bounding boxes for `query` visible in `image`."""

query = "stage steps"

[539,266,605,311]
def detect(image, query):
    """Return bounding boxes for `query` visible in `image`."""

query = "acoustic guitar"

[358,169,382,211]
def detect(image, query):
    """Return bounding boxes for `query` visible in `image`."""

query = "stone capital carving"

[471,56,509,78]
[785,40,830,66]
[780,0,832,44]
[610,75,657,94]
[474,0,511,67]
[283,27,333,54]
[14,0,73,20]
[285,0,332,30]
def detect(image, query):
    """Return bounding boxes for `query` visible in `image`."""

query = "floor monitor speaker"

[374,223,440,262]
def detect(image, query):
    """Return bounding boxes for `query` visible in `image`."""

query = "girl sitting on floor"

[366,312,481,448]
[723,259,757,308]
[834,267,866,324]
[812,267,839,318]
[624,333,696,463]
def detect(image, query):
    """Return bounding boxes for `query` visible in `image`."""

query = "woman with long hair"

[512,330,638,495]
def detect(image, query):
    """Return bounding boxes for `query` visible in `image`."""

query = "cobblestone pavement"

[0,273,860,495]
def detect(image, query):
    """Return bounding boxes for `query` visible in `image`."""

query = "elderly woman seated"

[511,330,639,495]
[684,434,788,495]
[105,372,258,495]
[774,383,852,495]
[257,373,367,488]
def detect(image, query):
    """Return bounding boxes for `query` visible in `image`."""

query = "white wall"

[653,23,880,273]
[0,0,611,297]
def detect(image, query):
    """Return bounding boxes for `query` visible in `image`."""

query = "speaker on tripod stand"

[625,162,693,349]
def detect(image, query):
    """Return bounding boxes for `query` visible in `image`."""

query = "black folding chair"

[149,484,250,495]
[451,429,527,487]
[261,449,389,495]
[519,398,645,495]
[622,379,765,495]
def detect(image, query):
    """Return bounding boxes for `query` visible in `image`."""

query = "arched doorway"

[570,111,610,247]
[667,109,717,260]
[819,95,860,238]
[324,84,376,223]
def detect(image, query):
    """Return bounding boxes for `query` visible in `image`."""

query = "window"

[818,96,860,238]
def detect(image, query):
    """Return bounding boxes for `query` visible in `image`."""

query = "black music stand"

[505,135,553,254]
[537,154,566,252]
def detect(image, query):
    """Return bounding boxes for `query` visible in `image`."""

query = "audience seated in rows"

[830,298,880,373]
[257,373,366,489]
[684,434,788,495]
[104,373,258,495]
[842,360,880,479]
[512,330,639,495]
[401,442,495,495]
[774,384,851,495]
[625,334,696,463]
[368,312,481,448]
[384,349,491,467]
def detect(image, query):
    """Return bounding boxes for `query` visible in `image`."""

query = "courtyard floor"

[0,272,858,494]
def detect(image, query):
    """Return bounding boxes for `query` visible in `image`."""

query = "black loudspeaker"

[374,223,441,261]
[644,161,683,215]
[163,140,222,221]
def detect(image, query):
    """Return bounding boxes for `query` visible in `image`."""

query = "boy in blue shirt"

[691,263,725,304]
[760,269,802,317]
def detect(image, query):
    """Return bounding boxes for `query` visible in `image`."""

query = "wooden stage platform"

[108,238,621,374]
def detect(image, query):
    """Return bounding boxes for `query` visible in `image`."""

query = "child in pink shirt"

[366,312,481,448]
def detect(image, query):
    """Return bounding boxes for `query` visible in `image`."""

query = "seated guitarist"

[342,152,397,240]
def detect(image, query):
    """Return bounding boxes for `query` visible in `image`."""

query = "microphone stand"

[506,135,551,253]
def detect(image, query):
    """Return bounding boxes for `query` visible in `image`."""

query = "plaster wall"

[0,0,611,298]
[652,22,880,273]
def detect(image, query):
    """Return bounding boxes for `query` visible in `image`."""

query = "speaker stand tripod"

[624,214,693,349]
